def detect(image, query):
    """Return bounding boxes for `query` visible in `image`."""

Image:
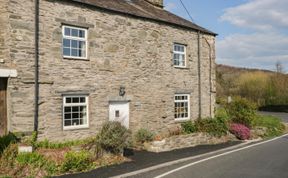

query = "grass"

[252,115,285,138]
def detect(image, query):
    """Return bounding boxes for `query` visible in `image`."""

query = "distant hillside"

[217,64,275,76]
[216,64,288,107]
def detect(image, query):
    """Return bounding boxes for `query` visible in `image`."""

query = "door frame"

[108,101,130,128]
[0,77,8,136]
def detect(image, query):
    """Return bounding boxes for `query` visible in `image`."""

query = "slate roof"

[62,0,217,36]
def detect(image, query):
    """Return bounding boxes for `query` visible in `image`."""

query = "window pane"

[71,29,78,37]
[72,106,79,112]
[63,39,70,47]
[80,97,86,103]
[64,113,71,119]
[72,113,79,119]
[174,53,179,59]
[64,120,72,126]
[71,49,78,57]
[63,48,70,56]
[66,97,72,103]
[71,40,78,48]
[79,30,85,38]
[80,106,86,112]
[64,27,70,36]
[72,97,79,103]
[79,41,86,50]
[79,50,83,57]
[64,107,71,113]
[72,119,80,126]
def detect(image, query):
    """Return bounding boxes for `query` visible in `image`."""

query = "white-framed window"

[62,25,88,59]
[63,95,89,130]
[174,94,190,120]
[173,43,186,67]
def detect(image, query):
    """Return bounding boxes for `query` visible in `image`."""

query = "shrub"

[229,123,250,140]
[252,115,285,138]
[16,152,46,167]
[96,122,131,154]
[16,152,57,174]
[61,151,92,172]
[135,128,154,143]
[181,117,229,137]
[225,97,257,127]
[181,121,197,134]
[195,117,229,137]
[215,108,230,121]
[0,133,18,155]
[0,144,18,168]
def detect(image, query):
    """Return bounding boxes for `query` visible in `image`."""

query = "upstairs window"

[62,26,87,59]
[63,95,89,130]
[174,94,190,120]
[173,44,186,67]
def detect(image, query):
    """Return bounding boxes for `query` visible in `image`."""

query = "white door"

[109,101,129,128]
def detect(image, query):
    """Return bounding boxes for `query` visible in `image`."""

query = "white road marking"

[155,133,288,178]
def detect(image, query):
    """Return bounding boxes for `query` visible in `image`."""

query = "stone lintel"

[55,18,94,28]
[0,69,17,77]
[175,89,192,94]
[108,96,132,102]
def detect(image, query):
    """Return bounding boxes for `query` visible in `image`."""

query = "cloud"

[217,32,288,71]
[220,0,288,31]
[164,2,176,11]
[217,0,288,71]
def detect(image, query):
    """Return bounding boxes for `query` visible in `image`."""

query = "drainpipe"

[197,31,202,119]
[203,37,213,117]
[34,0,39,132]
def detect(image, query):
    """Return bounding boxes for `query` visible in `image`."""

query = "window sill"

[63,125,89,131]
[174,66,189,69]
[63,56,89,61]
[174,118,190,122]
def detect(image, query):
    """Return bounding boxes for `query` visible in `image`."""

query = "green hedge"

[181,117,229,137]
[0,133,18,155]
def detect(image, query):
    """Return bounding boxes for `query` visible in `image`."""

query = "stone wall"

[4,0,36,133]
[0,0,9,67]
[4,0,216,141]
[145,133,236,152]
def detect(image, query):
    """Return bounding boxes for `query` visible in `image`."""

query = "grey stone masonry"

[0,0,216,141]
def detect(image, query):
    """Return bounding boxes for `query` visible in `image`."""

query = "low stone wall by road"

[144,133,237,152]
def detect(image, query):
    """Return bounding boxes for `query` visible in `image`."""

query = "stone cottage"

[0,0,216,140]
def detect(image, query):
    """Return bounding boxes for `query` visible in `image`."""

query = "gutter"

[34,0,39,132]
[197,31,202,119]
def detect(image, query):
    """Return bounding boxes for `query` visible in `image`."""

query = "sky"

[164,0,288,72]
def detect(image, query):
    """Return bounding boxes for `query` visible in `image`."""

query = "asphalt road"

[258,111,288,123]
[131,135,288,178]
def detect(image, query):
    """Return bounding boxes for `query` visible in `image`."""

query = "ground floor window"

[174,94,190,120]
[63,95,89,130]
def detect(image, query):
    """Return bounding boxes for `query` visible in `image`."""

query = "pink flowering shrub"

[229,123,250,140]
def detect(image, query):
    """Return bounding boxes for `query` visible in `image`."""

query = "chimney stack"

[145,0,163,8]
